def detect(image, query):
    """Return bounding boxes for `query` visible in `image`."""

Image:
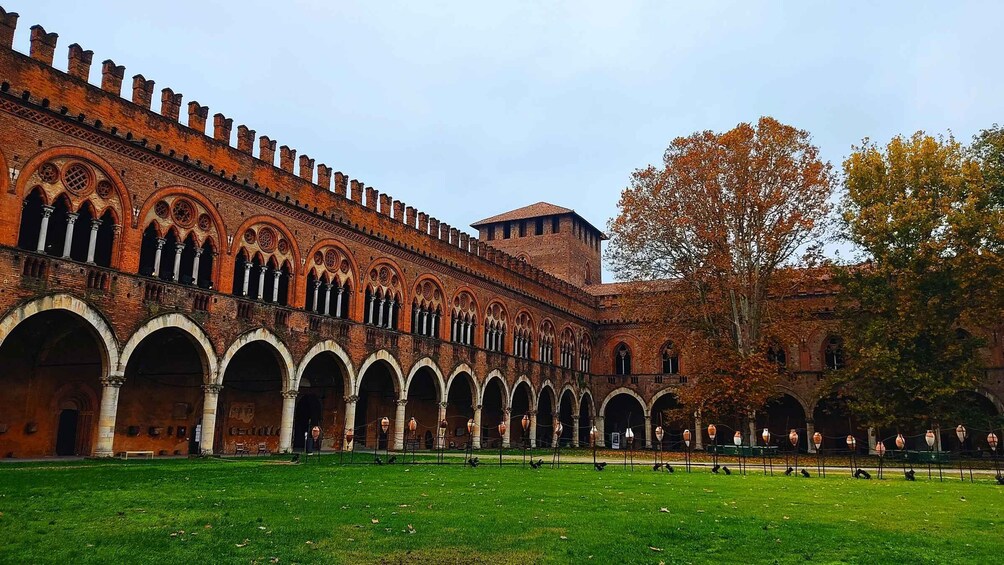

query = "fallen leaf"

[660,508,669,513]
[236,539,249,548]
[650,546,664,552]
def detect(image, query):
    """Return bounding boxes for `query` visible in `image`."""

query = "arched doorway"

[219,341,286,455]
[0,310,104,457]
[557,389,575,447]
[481,377,507,448]
[355,360,399,450]
[650,392,686,451]
[510,381,534,448]
[603,393,646,449]
[119,327,208,456]
[406,366,441,451]
[445,372,476,449]
[293,353,348,451]
[812,394,868,452]
[578,394,594,446]
[756,394,808,452]
[536,387,555,448]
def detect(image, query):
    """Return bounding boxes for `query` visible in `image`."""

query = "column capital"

[193,246,204,257]
[90,218,103,229]
[202,383,223,395]
[155,237,166,249]
[100,373,125,387]
[175,242,186,252]
[41,204,54,217]
[282,389,299,399]
[343,394,359,403]
[396,399,408,406]
[439,401,449,409]
[66,211,79,222]
[472,404,482,411]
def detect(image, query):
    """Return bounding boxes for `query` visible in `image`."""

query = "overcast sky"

[10,1,1003,281]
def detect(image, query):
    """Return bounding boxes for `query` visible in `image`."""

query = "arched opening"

[650,392,685,450]
[510,381,533,448]
[354,360,399,450]
[603,393,646,448]
[176,234,198,285]
[157,230,180,281]
[293,352,348,451]
[481,378,506,448]
[578,395,593,446]
[756,394,808,452]
[138,224,160,276]
[219,341,286,455]
[305,271,320,312]
[536,387,555,448]
[557,390,575,446]
[335,281,351,319]
[17,187,45,251]
[68,202,95,262]
[119,327,206,456]
[812,394,868,452]
[405,367,440,451]
[196,240,215,289]
[823,336,845,371]
[661,342,680,375]
[445,372,476,449]
[0,310,104,457]
[44,195,72,258]
[944,390,1002,451]
[614,342,632,375]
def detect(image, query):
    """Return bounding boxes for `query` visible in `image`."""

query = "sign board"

[611,431,621,450]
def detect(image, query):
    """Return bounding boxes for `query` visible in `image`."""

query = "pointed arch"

[445,362,477,403]
[119,313,218,377]
[538,380,557,413]
[406,357,445,400]
[480,369,510,407]
[218,328,295,391]
[599,387,649,418]
[647,387,683,416]
[511,375,537,411]
[356,349,405,398]
[14,146,132,221]
[294,340,356,392]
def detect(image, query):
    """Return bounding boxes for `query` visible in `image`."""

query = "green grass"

[0,455,1001,564]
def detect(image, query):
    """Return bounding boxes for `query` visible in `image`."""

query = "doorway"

[55,409,79,456]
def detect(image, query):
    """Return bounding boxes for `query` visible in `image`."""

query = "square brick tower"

[472,202,606,287]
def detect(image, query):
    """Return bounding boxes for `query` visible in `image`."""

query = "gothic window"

[824,336,844,370]
[615,342,632,375]
[579,334,592,373]
[662,342,680,374]
[363,263,404,330]
[412,278,444,338]
[767,344,787,369]
[538,320,555,365]
[137,194,221,288]
[559,328,576,369]
[484,302,508,352]
[305,245,355,319]
[451,291,478,346]
[513,311,534,360]
[231,222,295,304]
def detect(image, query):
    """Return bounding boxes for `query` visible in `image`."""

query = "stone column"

[644,415,652,448]
[272,271,281,303]
[867,426,877,455]
[437,401,448,450]
[388,299,396,329]
[377,298,386,326]
[528,410,538,448]
[335,287,344,318]
[242,262,252,295]
[694,412,703,450]
[394,399,407,451]
[94,371,125,457]
[323,284,332,316]
[256,265,267,300]
[472,404,483,449]
[367,294,375,324]
[311,280,321,312]
[172,242,184,281]
[85,218,102,263]
[279,390,298,453]
[191,247,203,286]
[151,237,165,278]
[200,383,222,455]
[571,415,580,447]
[806,420,816,453]
[61,212,78,258]
[595,414,605,448]
[502,408,512,447]
[343,395,358,451]
[36,205,54,253]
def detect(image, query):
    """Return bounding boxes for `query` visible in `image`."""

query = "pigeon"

[800,469,811,478]
[594,462,607,471]
[652,463,663,471]
[665,465,674,473]
[784,467,793,476]
[387,455,396,464]
[711,465,720,474]
[904,469,916,481]
[530,460,541,469]
[723,466,731,475]
[854,469,872,480]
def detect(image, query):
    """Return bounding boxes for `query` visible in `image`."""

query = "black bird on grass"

[530,459,541,469]
[387,455,397,464]
[904,469,916,481]
[800,469,811,478]
[595,462,607,471]
[723,466,731,475]
[374,457,383,465]
[665,465,674,473]
[854,469,872,479]
[290,453,300,464]
[996,475,1004,485]
[652,463,662,471]
[467,457,480,468]
[711,465,720,474]
[784,467,793,476]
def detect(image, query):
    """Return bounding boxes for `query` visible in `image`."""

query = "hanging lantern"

[467,418,476,435]
[522,414,531,432]
[956,424,967,443]
[789,429,799,447]
[655,426,665,443]
[683,428,692,448]
[895,433,906,450]
[846,435,856,451]
[733,431,742,447]
[408,417,417,434]
[345,427,354,445]
[708,424,717,441]
[380,416,390,434]
[498,420,507,436]
[812,432,822,451]
[988,432,999,451]
[875,441,886,457]
[761,428,771,445]
[589,425,598,447]
[925,430,936,449]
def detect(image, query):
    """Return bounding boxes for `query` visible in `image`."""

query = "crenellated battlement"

[0,7,597,307]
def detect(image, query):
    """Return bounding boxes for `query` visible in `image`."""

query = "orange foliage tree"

[606,117,835,423]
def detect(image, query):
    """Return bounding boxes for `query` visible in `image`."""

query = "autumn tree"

[832,131,1004,430]
[606,116,835,422]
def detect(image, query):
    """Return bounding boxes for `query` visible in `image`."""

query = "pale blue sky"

[10,1,1003,281]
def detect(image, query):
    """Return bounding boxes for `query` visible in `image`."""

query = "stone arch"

[119,313,218,378]
[355,349,405,398]
[218,328,295,391]
[776,386,812,418]
[302,238,359,281]
[599,387,649,418]
[294,340,356,392]
[558,383,577,406]
[134,186,227,248]
[511,375,537,410]
[14,146,132,222]
[538,380,557,413]
[579,390,596,420]
[647,387,683,416]
[975,387,1004,415]
[0,293,119,375]
[405,357,445,399]
[480,369,510,407]
[445,363,477,403]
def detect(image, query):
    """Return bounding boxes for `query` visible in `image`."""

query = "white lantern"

[925,430,936,449]
[733,431,742,447]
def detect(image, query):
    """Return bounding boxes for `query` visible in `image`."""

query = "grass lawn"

[0,453,1001,564]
